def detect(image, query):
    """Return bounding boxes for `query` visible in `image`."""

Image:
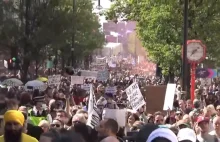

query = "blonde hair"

[38,120,50,128]
[72,113,87,124]
[76,109,88,120]
[206,104,217,115]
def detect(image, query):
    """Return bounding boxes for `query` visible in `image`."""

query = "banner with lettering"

[125,82,146,111]
[48,75,61,85]
[87,86,100,129]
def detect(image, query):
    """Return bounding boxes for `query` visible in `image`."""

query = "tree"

[105,0,220,76]
[0,0,105,81]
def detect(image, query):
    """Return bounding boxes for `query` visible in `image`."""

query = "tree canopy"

[0,0,105,80]
[106,0,220,75]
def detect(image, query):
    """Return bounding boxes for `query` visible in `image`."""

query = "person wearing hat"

[28,95,47,126]
[146,127,178,142]
[177,128,197,142]
[196,116,218,142]
[0,110,38,142]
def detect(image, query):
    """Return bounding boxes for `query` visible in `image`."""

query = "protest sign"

[125,82,146,111]
[84,76,96,80]
[90,64,106,71]
[102,108,126,127]
[87,86,100,128]
[81,84,92,92]
[105,86,117,94]
[96,57,106,65]
[48,75,61,85]
[200,78,211,86]
[71,76,84,85]
[97,70,109,82]
[163,83,176,110]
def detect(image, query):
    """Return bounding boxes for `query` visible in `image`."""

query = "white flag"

[87,85,100,128]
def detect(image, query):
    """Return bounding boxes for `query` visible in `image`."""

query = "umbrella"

[24,80,46,91]
[1,78,23,86]
[37,77,48,82]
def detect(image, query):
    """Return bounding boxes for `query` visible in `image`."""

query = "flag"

[87,85,100,128]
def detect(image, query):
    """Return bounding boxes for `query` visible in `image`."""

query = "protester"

[0,110,38,142]
[1,60,220,142]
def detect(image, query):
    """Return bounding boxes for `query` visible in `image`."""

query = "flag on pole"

[87,85,100,128]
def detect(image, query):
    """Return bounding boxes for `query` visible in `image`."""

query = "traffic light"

[7,57,20,70]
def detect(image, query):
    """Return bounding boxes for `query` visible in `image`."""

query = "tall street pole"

[182,0,188,94]
[134,32,137,65]
[71,0,76,67]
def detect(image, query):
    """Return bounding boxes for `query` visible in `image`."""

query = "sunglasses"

[51,124,60,127]
[72,121,81,124]
[176,113,182,116]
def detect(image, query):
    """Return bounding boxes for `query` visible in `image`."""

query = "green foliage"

[0,0,105,77]
[106,0,220,75]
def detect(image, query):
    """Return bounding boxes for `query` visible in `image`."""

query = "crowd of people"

[0,73,219,142]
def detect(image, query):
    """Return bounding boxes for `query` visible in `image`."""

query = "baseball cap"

[177,128,196,142]
[146,128,178,142]
[135,124,159,142]
[196,116,209,124]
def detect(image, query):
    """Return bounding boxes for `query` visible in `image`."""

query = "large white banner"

[125,82,146,111]
[87,86,100,129]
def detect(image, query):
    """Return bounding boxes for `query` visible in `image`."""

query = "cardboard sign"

[125,82,146,111]
[48,75,61,85]
[102,108,126,127]
[71,76,84,85]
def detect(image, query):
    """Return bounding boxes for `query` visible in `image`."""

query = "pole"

[182,0,188,93]
[190,63,196,102]
[71,0,76,67]
[134,32,137,65]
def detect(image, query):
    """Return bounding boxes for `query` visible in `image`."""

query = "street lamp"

[96,0,103,9]
[182,0,188,93]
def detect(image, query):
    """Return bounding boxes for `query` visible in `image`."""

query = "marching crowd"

[0,74,219,142]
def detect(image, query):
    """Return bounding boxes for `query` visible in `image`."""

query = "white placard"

[125,82,146,111]
[81,84,92,91]
[48,75,61,85]
[84,76,96,80]
[71,76,84,85]
[163,83,176,110]
[96,57,106,64]
[102,108,126,127]
[105,86,117,94]
[200,78,211,86]
[97,70,109,82]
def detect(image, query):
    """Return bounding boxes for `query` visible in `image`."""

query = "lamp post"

[72,0,76,67]
[182,0,188,94]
